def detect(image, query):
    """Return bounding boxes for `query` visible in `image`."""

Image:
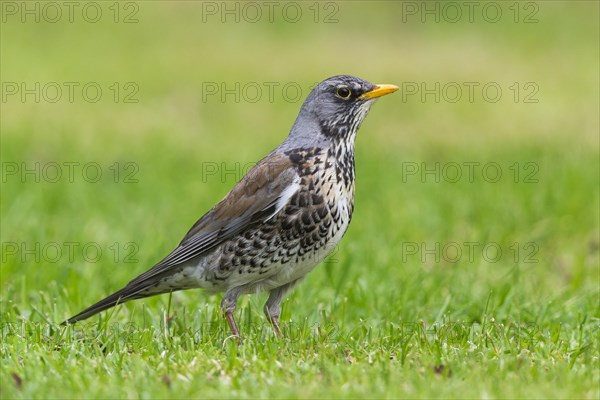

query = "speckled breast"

[214,146,355,290]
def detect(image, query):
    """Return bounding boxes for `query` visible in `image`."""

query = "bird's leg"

[225,312,239,337]
[221,288,243,338]
[264,279,301,338]
[263,300,282,338]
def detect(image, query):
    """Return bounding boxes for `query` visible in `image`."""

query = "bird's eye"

[336,86,352,99]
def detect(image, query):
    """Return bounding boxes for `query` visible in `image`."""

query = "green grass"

[1,2,599,399]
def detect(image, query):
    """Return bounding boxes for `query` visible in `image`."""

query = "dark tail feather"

[61,284,151,325]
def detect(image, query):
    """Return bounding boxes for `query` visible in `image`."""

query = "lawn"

[1,2,598,399]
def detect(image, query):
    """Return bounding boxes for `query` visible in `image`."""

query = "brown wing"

[127,152,299,286]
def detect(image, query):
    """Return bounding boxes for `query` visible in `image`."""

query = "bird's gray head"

[283,75,398,149]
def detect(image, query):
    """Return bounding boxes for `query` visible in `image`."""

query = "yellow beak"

[359,84,400,100]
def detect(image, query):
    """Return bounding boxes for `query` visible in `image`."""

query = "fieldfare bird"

[63,75,398,337]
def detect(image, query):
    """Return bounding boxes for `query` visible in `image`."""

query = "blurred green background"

[1,1,598,398]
